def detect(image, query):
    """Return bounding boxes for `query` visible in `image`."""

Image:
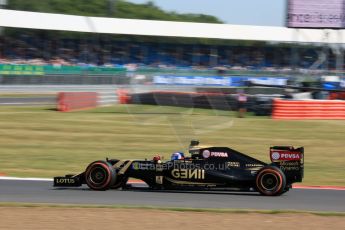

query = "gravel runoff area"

[0,207,344,230]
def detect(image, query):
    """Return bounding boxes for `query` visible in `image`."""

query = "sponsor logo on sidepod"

[202,150,228,158]
[171,169,205,179]
[202,150,211,158]
[210,152,228,157]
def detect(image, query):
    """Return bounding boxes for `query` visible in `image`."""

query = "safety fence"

[272,99,345,120]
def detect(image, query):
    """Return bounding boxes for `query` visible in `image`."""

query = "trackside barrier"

[57,92,98,112]
[98,91,118,106]
[272,99,345,120]
[130,91,236,110]
[116,89,131,104]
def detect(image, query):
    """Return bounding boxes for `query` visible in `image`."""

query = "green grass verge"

[0,105,344,186]
[0,202,344,216]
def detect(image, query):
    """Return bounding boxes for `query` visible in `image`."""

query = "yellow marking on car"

[118,160,133,175]
[113,160,125,169]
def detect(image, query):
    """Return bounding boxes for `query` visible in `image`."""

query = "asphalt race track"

[0,179,344,212]
[0,85,196,106]
[0,96,56,106]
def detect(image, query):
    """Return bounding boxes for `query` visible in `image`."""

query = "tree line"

[7,0,223,23]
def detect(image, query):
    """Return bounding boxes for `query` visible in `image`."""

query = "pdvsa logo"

[210,152,228,157]
[271,152,280,160]
[202,150,211,158]
[280,153,301,159]
[271,151,301,161]
[202,150,228,158]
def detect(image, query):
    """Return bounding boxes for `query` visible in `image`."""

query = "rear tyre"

[255,166,286,196]
[85,160,116,191]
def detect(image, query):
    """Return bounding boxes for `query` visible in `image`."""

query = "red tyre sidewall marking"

[86,162,112,190]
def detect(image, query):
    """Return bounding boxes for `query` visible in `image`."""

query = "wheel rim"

[260,173,279,191]
[89,167,107,185]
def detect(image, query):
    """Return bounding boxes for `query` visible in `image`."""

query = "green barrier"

[43,65,82,75]
[0,64,126,76]
[0,64,290,77]
[2,64,343,77]
[0,64,45,75]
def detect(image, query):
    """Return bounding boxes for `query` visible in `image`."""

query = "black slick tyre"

[85,160,116,191]
[255,166,286,196]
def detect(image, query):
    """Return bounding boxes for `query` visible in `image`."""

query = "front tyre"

[85,160,116,191]
[255,166,286,196]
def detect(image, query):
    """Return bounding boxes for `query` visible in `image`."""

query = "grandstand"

[0,31,331,70]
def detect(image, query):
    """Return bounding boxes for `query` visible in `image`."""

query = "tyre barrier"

[57,92,98,112]
[272,99,345,120]
[98,91,119,106]
[116,89,131,104]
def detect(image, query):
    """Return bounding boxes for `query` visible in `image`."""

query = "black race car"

[54,140,304,196]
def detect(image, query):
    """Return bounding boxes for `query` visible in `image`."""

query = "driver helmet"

[171,152,184,160]
[153,155,161,162]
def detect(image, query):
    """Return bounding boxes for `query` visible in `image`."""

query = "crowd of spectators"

[0,33,340,73]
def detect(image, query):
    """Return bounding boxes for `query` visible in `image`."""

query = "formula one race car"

[54,140,304,196]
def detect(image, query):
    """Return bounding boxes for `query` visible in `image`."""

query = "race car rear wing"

[270,146,304,183]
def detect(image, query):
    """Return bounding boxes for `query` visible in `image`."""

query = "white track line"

[0,176,53,181]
